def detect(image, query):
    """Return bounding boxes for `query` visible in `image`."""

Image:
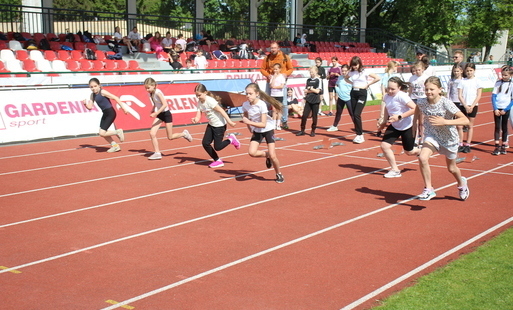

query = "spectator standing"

[260,42,294,129]
[327,56,342,116]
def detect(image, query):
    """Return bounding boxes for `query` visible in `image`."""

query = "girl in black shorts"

[83,78,129,153]
[144,78,193,160]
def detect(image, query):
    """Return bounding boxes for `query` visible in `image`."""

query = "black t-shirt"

[305,78,322,104]
[170,61,182,70]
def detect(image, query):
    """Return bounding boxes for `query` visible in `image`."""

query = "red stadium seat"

[94,50,106,61]
[74,41,85,51]
[85,43,97,51]
[44,50,58,61]
[65,60,80,71]
[15,49,30,61]
[22,59,41,72]
[71,50,83,60]
[57,50,71,61]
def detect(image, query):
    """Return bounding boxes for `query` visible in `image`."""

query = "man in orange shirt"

[260,42,294,128]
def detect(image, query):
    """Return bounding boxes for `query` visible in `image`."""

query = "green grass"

[373,227,513,309]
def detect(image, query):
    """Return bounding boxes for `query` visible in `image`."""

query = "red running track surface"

[1,93,512,309]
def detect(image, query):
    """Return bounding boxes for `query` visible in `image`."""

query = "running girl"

[327,64,352,132]
[269,63,286,130]
[377,77,417,178]
[144,78,192,160]
[296,66,323,137]
[344,56,380,144]
[491,67,513,155]
[415,76,470,201]
[192,83,240,168]
[457,63,483,153]
[83,78,128,153]
[242,83,284,183]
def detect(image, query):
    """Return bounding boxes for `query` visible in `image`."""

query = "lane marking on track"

[105,300,135,309]
[0,266,21,274]
[98,161,513,310]
[341,215,513,310]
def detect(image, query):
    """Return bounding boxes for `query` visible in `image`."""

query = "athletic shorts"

[328,86,336,93]
[424,136,458,160]
[457,103,478,118]
[382,124,415,151]
[100,107,116,131]
[157,110,173,123]
[251,130,275,144]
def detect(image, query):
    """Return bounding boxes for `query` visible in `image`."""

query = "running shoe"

[500,145,507,155]
[458,177,470,200]
[266,157,272,168]
[209,159,224,168]
[296,131,306,136]
[281,122,289,129]
[148,152,162,160]
[327,112,334,116]
[310,131,316,137]
[275,173,284,183]
[458,145,464,153]
[417,188,436,200]
[491,146,500,155]
[276,125,282,130]
[116,129,125,142]
[183,130,193,142]
[463,145,471,153]
[327,126,338,132]
[107,145,121,153]
[353,135,365,144]
[228,133,241,150]
[383,170,402,178]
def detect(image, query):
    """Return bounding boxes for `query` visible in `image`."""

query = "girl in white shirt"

[145,78,192,160]
[457,63,483,153]
[344,56,380,144]
[377,77,418,178]
[270,63,286,130]
[193,50,208,70]
[192,84,239,168]
[242,83,284,183]
[491,67,513,155]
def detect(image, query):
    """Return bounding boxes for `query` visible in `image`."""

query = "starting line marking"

[0,266,21,274]
[105,300,135,309]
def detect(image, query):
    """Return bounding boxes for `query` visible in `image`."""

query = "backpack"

[212,50,228,60]
[83,31,93,43]
[185,41,197,52]
[39,38,50,50]
[61,44,73,51]
[13,32,25,41]
[25,39,38,50]
[0,32,7,41]
[65,33,75,43]
[203,50,212,60]
[107,52,123,60]
[107,42,120,54]
[84,48,96,60]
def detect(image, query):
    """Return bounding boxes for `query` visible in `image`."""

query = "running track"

[1,93,512,309]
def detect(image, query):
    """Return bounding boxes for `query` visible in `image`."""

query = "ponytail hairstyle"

[194,83,222,103]
[245,83,282,113]
[498,67,513,94]
[88,77,100,85]
[388,76,410,92]
[424,76,446,97]
[385,60,398,74]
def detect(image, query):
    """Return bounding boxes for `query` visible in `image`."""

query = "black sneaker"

[462,145,471,153]
[281,122,289,129]
[266,157,272,168]
[296,131,305,136]
[500,145,507,155]
[458,145,465,152]
[492,146,500,155]
[310,131,316,137]
[275,173,284,183]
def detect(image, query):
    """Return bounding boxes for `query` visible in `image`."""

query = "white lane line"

[0,144,379,228]
[341,215,513,310]
[99,161,512,310]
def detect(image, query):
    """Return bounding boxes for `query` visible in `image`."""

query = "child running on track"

[242,83,284,183]
[415,76,470,201]
[145,78,193,160]
[377,77,418,178]
[491,67,513,155]
[192,83,240,168]
[83,78,128,153]
[457,63,483,153]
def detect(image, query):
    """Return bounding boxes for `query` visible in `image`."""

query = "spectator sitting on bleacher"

[127,27,142,52]
[169,54,183,71]
[162,31,174,54]
[293,33,301,46]
[149,31,163,53]
[225,37,238,51]
[110,26,135,54]
[175,34,187,53]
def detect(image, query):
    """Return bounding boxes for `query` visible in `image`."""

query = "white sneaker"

[183,130,193,142]
[131,46,137,52]
[417,188,436,201]
[353,135,365,144]
[148,152,162,160]
[327,126,338,132]
[458,177,470,200]
[107,145,121,153]
[276,125,282,130]
[384,170,402,178]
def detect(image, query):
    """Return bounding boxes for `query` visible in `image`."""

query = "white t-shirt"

[424,66,436,77]
[175,38,187,51]
[458,78,483,106]
[198,95,226,127]
[162,37,173,47]
[348,69,371,88]
[113,32,123,40]
[492,79,513,109]
[270,74,286,97]
[409,74,427,100]
[127,31,141,41]
[242,99,275,133]
[150,89,168,112]
[194,55,208,69]
[383,91,414,131]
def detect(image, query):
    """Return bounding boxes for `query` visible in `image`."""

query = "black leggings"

[333,98,352,127]
[300,102,320,131]
[494,110,510,142]
[350,89,367,135]
[202,124,230,161]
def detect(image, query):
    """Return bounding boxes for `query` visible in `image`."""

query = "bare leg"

[418,143,435,189]
[381,141,398,171]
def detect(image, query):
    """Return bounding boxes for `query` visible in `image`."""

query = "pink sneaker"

[228,134,241,150]
[208,159,224,168]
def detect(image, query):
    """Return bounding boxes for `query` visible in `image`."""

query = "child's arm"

[458,88,466,106]
[367,73,380,88]
[429,111,469,126]
[389,101,416,123]
[191,109,201,124]
[82,94,94,110]
[243,112,267,128]
[151,92,168,118]
[377,108,389,130]
[470,88,482,108]
[101,89,129,114]
[242,111,252,132]
[213,104,236,127]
